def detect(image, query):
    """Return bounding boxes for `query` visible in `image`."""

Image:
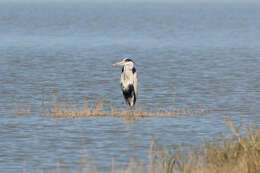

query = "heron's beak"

[113,61,124,67]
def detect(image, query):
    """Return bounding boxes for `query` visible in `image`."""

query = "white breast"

[121,69,134,90]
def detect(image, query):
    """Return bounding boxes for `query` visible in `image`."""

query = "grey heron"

[113,58,138,109]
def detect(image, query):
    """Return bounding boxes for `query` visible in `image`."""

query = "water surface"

[0,2,260,172]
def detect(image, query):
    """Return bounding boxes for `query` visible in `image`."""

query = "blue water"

[0,2,260,172]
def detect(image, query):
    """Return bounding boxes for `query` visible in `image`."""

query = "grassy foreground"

[51,121,260,173]
[137,121,260,173]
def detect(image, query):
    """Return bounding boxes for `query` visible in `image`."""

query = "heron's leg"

[129,106,135,116]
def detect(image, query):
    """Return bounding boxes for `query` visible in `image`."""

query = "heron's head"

[113,58,135,68]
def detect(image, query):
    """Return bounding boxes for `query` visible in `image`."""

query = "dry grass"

[14,98,260,173]
[50,98,107,118]
[171,120,260,173]
[49,98,207,118]
[73,121,260,173]
[13,103,31,116]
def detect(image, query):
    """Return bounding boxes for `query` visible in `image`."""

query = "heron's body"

[113,58,138,108]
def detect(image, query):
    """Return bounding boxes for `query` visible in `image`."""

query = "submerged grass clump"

[13,103,32,116]
[49,98,206,118]
[13,91,208,118]
[50,98,107,118]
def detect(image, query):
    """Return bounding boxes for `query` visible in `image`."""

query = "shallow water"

[0,2,260,172]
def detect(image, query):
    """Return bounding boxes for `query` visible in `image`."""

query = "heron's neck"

[124,64,134,72]
[122,66,134,82]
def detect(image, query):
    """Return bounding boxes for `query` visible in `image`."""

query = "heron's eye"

[124,58,132,62]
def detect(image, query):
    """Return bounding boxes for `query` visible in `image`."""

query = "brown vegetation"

[76,121,260,173]
[14,99,260,172]
[43,121,260,173]
[49,98,207,118]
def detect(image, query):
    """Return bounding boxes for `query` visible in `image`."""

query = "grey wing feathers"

[133,72,138,98]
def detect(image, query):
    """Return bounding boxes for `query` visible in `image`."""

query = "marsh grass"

[14,98,260,172]
[49,98,207,118]
[50,98,107,118]
[169,120,260,173]
[13,103,31,116]
[72,121,260,173]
